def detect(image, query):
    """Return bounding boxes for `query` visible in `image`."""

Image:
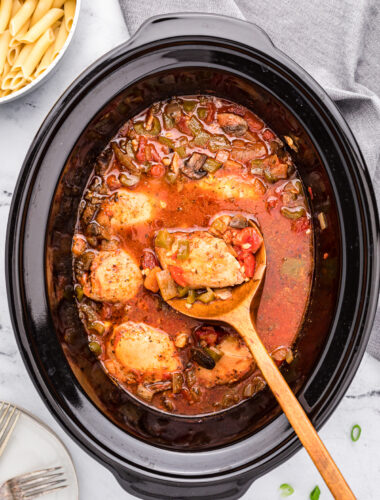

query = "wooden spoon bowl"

[168,227,267,321]
[166,222,355,500]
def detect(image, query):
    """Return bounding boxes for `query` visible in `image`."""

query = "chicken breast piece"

[195,336,253,387]
[82,249,142,302]
[193,174,266,200]
[97,189,155,232]
[105,322,181,383]
[156,231,245,289]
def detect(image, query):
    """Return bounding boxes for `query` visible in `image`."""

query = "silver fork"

[0,403,20,459]
[0,467,67,499]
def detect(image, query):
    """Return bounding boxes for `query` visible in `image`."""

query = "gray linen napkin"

[118,0,380,358]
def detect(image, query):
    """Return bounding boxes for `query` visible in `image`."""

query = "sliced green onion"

[351,424,361,442]
[279,483,294,497]
[310,486,320,500]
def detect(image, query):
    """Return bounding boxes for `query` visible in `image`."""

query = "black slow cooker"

[6,13,379,500]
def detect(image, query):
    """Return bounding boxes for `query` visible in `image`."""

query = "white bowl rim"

[0,0,81,105]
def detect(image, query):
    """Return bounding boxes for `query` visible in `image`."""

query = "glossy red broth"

[72,95,313,415]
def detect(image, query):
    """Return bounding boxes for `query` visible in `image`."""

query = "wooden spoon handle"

[230,317,355,500]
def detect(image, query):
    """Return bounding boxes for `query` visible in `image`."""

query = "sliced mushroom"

[165,101,182,122]
[217,113,248,136]
[111,142,140,174]
[95,148,112,175]
[181,152,208,179]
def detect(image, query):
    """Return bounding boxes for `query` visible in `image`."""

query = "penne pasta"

[0,88,12,97]
[1,60,10,80]
[52,14,67,58]
[9,0,36,36]
[12,42,33,70]
[63,0,75,31]
[21,7,63,43]
[34,41,53,76]
[22,27,54,77]
[31,0,54,25]
[0,0,76,98]
[0,30,11,74]
[10,0,22,18]
[9,70,25,89]
[6,41,20,65]
[0,0,12,33]
[1,69,16,88]
[13,19,30,41]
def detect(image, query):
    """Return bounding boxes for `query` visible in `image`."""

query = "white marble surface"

[0,1,379,499]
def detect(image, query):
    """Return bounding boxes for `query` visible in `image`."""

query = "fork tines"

[10,466,68,498]
[0,402,21,458]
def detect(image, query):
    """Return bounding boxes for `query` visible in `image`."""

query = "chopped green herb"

[279,483,294,497]
[351,424,361,442]
[310,486,320,500]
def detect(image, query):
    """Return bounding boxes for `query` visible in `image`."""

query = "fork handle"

[226,311,356,500]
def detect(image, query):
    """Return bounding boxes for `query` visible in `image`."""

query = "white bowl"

[0,0,81,105]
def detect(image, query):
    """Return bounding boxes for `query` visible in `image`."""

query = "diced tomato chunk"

[291,217,310,233]
[262,129,275,141]
[243,253,256,278]
[247,116,264,132]
[205,102,216,124]
[149,143,161,162]
[106,174,121,190]
[195,326,218,346]
[232,227,263,253]
[219,104,246,116]
[168,265,188,287]
[136,136,147,162]
[177,116,192,135]
[266,196,278,211]
[150,164,165,177]
[140,249,158,270]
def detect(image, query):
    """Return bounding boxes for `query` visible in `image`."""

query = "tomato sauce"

[73,96,313,415]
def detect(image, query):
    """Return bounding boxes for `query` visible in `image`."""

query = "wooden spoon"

[166,223,355,500]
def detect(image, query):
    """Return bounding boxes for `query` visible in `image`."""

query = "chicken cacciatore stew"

[72,95,313,415]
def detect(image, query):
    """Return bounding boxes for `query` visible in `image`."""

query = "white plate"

[0,402,78,499]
